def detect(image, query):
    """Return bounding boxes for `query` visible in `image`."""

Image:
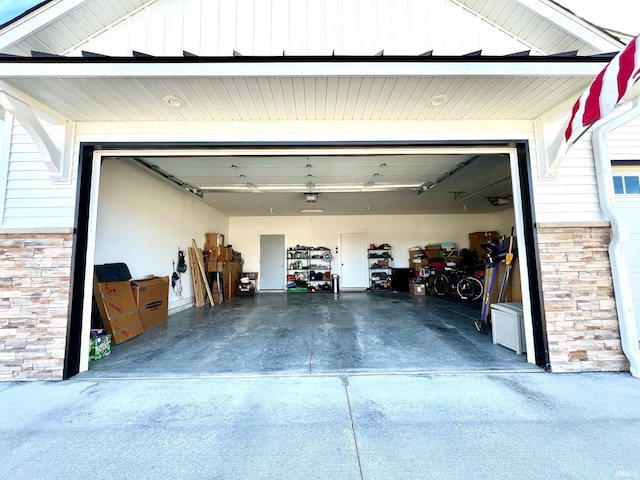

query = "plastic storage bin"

[491,303,526,354]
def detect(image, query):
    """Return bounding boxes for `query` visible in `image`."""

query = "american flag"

[565,34,640,144]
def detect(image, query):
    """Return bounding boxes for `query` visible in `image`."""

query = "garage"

[77,141,543,378]
[2,0,636,381]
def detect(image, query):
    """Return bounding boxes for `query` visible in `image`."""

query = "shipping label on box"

[130,276,169,329]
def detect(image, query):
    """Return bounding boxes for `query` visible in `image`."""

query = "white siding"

[530,132,604,224]
[0,117,77,229]
[65,0,536,57]
[608,117,640,161]
[1,116,608,229]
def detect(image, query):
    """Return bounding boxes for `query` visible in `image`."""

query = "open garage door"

[66,141,545,379]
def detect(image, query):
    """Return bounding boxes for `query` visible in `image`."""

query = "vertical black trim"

[63,144,94,379]
[516,143,549,369]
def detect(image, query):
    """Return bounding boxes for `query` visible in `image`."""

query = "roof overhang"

[0,55,614,123]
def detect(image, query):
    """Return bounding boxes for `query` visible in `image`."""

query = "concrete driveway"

[1,371,638,479]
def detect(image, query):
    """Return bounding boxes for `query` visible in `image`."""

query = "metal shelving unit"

[368,244,393,290]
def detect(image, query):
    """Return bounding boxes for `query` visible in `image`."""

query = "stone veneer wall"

[0,229,73,381]
[537,223,629,373]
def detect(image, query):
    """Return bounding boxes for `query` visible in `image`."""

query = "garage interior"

[84,145,540,377]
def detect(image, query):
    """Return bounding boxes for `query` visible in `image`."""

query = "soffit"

[0,0,150,55]
[1,60,605,122]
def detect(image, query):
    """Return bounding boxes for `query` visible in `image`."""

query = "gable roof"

[0,0,624,125]
[0,0,625,57]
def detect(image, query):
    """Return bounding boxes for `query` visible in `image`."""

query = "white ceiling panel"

[4,73,592,123]
[120,152,514,216]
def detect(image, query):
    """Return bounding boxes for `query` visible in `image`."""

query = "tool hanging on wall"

[176,249,187,274]
[171,249,186,300]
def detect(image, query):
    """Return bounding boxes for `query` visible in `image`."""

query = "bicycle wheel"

[456,275,483,301]
[432,274,450,296]
[425,274,437,295]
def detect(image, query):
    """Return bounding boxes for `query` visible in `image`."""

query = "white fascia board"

[0,0,88,51]
[514,0,625,52]
[0,60,609,78]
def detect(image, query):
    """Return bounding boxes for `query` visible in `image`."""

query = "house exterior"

[0,0,638,380]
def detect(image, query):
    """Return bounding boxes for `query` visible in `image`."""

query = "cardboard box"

[109,322,144,344]
[409,248,425,260]
[130,276,169,329]
[469,231,498,255]
[243,272,258,281]
[207,246,233,262]
[410,283,426,296]
[204,232,225,248]
[93,279,144,344]
[425,244,442,259]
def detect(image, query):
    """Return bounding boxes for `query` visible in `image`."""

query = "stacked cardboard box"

[425,244,443,260]
[204,232,225,249]
[223,260,241,300]
[409,282,426,296]
[469,231,498,256]
[130,276,169,329]
[237,272,258,296]
[408,248,428,276]
[205,246,233,272]
[93,278,144,344]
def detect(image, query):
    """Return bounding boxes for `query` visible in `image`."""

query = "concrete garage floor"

[83,292,540,379]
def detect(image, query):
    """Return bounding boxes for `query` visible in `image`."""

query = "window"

[613,175,640,195]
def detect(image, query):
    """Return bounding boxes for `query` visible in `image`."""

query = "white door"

[613,169,640,338]
[339,233,367,290]
[259,234,285,290]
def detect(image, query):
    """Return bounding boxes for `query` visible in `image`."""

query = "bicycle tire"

[456,275,483,301]
[425,274,437,295]
[432,274,449,296]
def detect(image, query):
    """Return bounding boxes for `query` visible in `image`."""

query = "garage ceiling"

[122,151,514,216]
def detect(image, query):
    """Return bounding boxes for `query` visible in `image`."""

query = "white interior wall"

[491,208,517,237]
[94,158,229,311]
[229,212,513,276]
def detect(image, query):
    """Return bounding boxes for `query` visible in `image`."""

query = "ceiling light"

[163,95,185,108]
[305,192,318,203]
[199,182,424,193]
[429,94,448,107]
[488,197,510,206]
[300,209,324,213]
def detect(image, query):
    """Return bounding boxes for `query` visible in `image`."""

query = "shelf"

[286,245,333,293]
[368,244,393,291]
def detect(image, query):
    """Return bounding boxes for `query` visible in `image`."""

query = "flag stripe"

[565,34,640,145]
[617,39,637,103]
